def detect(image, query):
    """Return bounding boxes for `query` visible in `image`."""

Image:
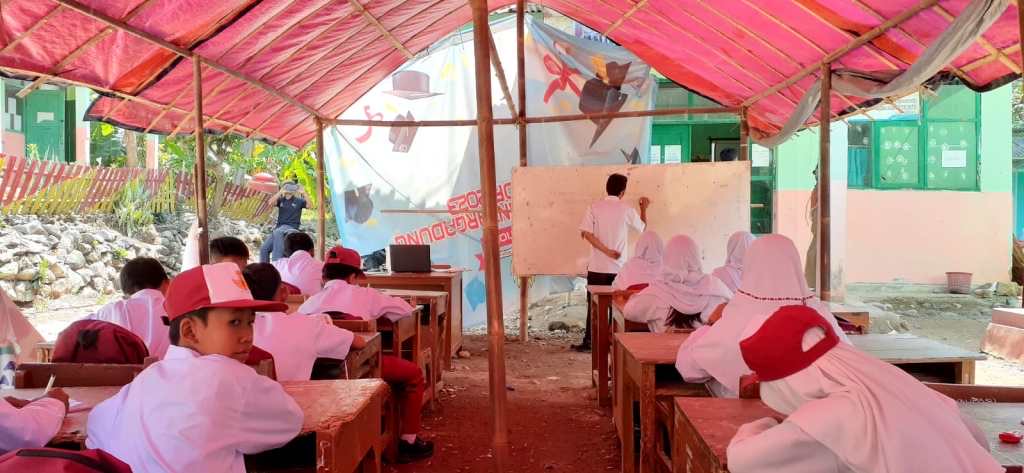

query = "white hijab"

[756,327,1002,473]
[711,231,755,292]
[612,231,663,290]
[641,235,731,316]
[685,234,848,395]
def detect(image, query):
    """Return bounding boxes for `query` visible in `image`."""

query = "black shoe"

[397,438,434,463]
[571,342,591,353]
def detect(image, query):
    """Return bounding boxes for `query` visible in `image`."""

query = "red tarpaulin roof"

[0,0,1019,148]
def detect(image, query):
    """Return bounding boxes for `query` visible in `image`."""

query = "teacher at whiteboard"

[572,173,650,352]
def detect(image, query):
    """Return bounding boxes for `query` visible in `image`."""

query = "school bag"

[51,320,149,365]
[0,448,131,472]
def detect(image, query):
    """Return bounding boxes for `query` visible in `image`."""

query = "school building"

[649,79,1014,286]
[0,78,93,163]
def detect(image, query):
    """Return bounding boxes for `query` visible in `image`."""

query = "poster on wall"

[324,17,654,328]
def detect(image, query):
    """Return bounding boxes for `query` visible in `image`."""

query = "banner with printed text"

[325,17,654,328]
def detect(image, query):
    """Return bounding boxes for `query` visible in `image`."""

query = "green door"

[650,124,690,163]
[24,89,66,161]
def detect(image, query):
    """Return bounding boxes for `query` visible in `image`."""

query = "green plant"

[113,247,129,261]
[112,179,155,236]
[36,258,49,283]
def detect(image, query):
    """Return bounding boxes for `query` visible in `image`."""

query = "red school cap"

[739,305,839,382]
[324,246,363,271]
[164,263,289,321]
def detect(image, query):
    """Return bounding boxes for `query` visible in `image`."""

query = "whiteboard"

[512,162,750,276]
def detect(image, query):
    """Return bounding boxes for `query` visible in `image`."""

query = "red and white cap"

[164,263,288,321]
[739,304,839,382]
[324,246,363,270]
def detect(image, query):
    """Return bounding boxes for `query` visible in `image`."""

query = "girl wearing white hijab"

[623,235,731,333]
[711,231,755,293]
[611,231,663,291]
[727,305,1000,473]
[676,234,848,398]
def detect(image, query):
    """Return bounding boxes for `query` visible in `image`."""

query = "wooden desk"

[617,332,708,473]
[378,312,420,365]
[346,332,382,379]
[9,379,389,473]
[382,289,447,406]
[588,285,617,408]
[362,271,463,367]
[611,292,648,421]
[829,302,870,333]
[927,383,1024,468]
[672,397,779,473]
[850,333,986,384]
[35,341,54,362]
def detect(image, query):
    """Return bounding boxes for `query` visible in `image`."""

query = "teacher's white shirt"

[579,196,645,274]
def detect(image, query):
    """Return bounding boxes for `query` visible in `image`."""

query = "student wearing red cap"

[86,262,303,473]
[299,246,434,463]
[727,305,1001,473]
[244,263,360,382]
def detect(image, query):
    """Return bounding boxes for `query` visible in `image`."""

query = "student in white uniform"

[181,229,251,272]
[623,235,731,332]
[298,246,434,463]
[575,173,650,351]
[710,231,755,293]
[84,257,171,359]
[728,304,1002,473]
[271,232,323,296]
[86,263,303,473]
[0,388,68,453]
[245,263,360,382]
[676,234,848,398]
[611,231,663,291]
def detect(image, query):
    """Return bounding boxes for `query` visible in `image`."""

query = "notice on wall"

[664,145,682,163]
[942,149,967,168]
[36,112,54,123]
[650,146,661,163]
[751,145,770,167]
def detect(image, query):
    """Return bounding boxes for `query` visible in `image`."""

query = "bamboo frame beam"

[818,63,832,301]
[315,118,327,259]
[143,83,194,133]
[932,4,1020,74]
[0,6,63,56]
[193,57,210,265]
[488,31,519,119]
[961,44,1021,72]
[51,0,324,120]
[739,107,749,161]
[604,0,647,36]
[742,0,940,108]
[323,106,740,128]
[517,0,529,343]
[470,0,509,469]
[20,0,158,98]
[348,0,414,59]
[789,1,899,70]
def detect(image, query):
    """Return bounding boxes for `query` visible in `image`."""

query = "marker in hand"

[44,375,55,393]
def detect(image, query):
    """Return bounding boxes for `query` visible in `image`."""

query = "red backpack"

[51,320,149,365]
[0,448,131,472]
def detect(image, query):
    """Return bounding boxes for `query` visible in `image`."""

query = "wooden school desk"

[850,333,986,384]
[9,379,389,473]
[610,291,648,417]
[381,289,447,406]
[617,332,708,473]
[927,383,1024,468]
[590,285,643,408]
[346,332,382,379]
[362,271,464,367]
[672,397,780,473]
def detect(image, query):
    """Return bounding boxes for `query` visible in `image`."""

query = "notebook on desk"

[388,244,431,273]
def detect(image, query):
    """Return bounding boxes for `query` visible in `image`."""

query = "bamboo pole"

[322,106,740,128]
[488,32,519,119]
[470,0,509,469]
[742,0,940,108]
[961,44,1021,72]
[315,118,327,259]
[517,0,529,343]
[0,6,63,56]
[348,0,414,59]
[193,57,210,265]
[739,107,749,161]
[818,64,832,301]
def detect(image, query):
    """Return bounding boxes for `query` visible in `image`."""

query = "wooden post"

[470,0,510,469]
[738,107,749,161]
[193,57,210,264]
[818,64,832,301]
[315,118,327,258]
[517,0,529,343]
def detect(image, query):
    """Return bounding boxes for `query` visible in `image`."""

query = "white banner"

[326,16,654,328]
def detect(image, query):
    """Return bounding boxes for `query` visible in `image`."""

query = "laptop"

[388,244,431,273]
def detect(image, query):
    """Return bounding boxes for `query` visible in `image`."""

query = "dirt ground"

[388,333,618,473]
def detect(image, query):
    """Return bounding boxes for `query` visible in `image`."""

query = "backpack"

[51,320,149,365]
[0,448,131,472]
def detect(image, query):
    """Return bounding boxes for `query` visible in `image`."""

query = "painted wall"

[773,84,1013,285]
[2,132,24,158]
[73,87,90,165]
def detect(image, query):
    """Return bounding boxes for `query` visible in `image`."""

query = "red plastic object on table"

[999,431,1022,444]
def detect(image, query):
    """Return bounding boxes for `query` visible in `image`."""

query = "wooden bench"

[381,289,448,408]
[850,333,986,384]
[15,363,144,389]
[8,379,389,473]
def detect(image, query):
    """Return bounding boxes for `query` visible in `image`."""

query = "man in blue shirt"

[259,181,308,263]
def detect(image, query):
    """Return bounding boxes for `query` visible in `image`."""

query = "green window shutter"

[924,122,978,190]
[875,122,921,189]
